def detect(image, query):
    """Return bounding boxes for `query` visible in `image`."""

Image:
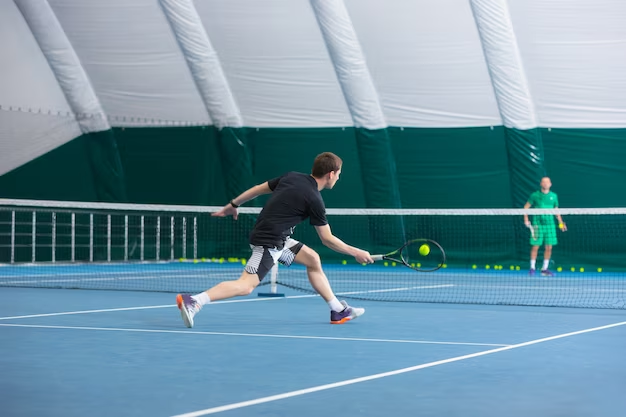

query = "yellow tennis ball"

[442,264,447,268]
[580,267,584,272]
[486,265,490,270]
[472,265,477,269]
[515,266,520,271]
[384,262,388,267]
[193,259,198,264]
[571,267,576,272]
[419,244,430,256]
[510,265,515,270]
[342,260,347,265]
[597,268,602,272]
[557,267,562,272]
[391,262,397,267]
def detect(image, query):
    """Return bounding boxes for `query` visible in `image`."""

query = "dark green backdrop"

[1,126,625,270]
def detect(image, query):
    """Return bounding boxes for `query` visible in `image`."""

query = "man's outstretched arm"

[212,182,273,219]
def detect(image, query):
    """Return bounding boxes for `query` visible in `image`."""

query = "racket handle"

[371,255,384,261]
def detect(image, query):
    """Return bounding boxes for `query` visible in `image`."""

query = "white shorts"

[244,238,304,280]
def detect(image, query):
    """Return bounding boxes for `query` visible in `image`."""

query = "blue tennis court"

[1,263,625,417]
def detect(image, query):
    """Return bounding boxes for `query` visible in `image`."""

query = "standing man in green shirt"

[523,177,567,276]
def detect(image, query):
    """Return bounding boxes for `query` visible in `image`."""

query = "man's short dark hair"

[311,152,342,178]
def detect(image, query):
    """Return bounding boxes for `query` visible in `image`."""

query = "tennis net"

[1,198,625,309]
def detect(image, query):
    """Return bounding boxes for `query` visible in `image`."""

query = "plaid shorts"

[244,238,304,281]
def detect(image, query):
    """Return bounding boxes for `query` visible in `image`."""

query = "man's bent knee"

[295,246,322,269]
[238,272,260,295]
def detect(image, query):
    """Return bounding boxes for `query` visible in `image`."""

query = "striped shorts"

[244,238,304,281]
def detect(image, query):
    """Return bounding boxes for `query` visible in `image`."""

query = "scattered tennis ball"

[472,265,477,269]
[384,262,389,267]
[342,260,347,265]
[392,262,397,267]
[419,244,430,256]
[571,267,576,272]
[486,265,491,270]
[202,257,207,262]
[417,263,422,268]
[179,258,184,262]
[193,259,198,264]
[557,266,563,272]
[510,265,515,271]
[580,267,584,272]
[442,264,447,268]
[241,259,246,265]
[515,266,520,271]
[597,268,602,273]
[411,263,416,268]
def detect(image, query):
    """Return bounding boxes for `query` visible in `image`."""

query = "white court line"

[338,284,453,295]
[0,285,451,321]
[0,323,509,347]
[0,296,291,321]
[170,320,626,417]
[0,273,237,285]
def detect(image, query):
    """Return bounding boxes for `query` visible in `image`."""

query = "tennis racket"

[371,238,446,272]
[526,223,537,239]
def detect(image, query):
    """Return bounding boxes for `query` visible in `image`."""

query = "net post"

[89,213,93,262]
[182,217,187,259]
[156,216,161,261]
[140,215,145,261]
[124,215,128,261]
[107,214,111,262]
[193,217,197,260]
[51,212,56,263]
[71,213,75,262]
[257,263,284,297]
[10,211,15,264]
[31,211,36,263]
[170,216,175,261]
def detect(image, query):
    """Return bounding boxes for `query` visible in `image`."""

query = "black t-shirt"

[249,171,328,248]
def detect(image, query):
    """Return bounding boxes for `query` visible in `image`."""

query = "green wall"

[1,126,626,270]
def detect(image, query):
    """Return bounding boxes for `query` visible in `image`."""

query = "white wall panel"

[49,0,210,126]
[0,1,81,176]
[508,0,626,128]
[195,0,352,127]
[345,0,502,127]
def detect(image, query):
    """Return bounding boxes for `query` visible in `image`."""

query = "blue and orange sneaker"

[176,294,200,328]
[330,300,365,324]
[529,269,536,276]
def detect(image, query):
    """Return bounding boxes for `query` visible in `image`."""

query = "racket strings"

[402,241,445,271]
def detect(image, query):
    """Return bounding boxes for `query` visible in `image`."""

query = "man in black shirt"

[177,152,374,328]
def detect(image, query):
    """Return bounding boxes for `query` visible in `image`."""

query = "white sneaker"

[330,300,365,324]
[176,294,201,328]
